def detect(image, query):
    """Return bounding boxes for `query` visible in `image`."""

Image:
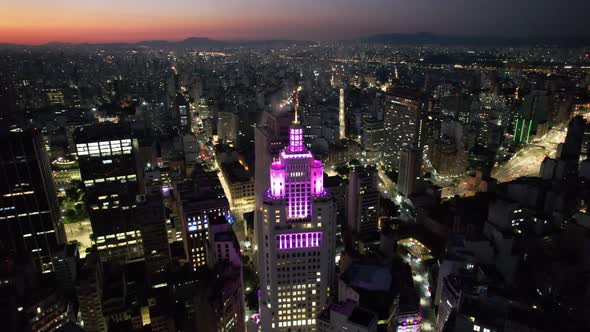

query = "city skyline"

[2,0,590,44]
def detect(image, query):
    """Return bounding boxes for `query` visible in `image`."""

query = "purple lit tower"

[254,109,336,331]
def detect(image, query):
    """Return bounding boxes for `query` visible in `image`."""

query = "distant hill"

[0,37,312,50]
[134,37,227,48]
[364,32,590,47]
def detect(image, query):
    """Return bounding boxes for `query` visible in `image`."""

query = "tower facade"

[339,88,346,140]
[75,123,142,263]
[256,120,336,331]
[383,90,425,173]
[346,166,380,241]
[0,129,65,273]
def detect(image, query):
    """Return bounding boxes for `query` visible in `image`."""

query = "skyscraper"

[339,88,346,140]
[74,123,142,262]
[398,147,421,197]
[255,114,336,331]
[174,94,192,135]
[0,128,65,273]
[383,89,425,173]
[253,109,291,254]
[346,166,380,242]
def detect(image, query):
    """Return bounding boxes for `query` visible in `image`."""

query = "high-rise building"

[207,214,245,332]
[74,123,142,262]
[253,110,291,254]
[174,94,192,135]
[512,90,550,144]
[339,88,346,140]
[217,111,239,145]
[76,252,106,332]
[255,116,336,331]
[383,89,425,173]
[0,128,65,273]
[136,194,171,274]
[346,166,380,242]
[361,117,384,164]
[175,166,231,271]
[398,146,421,197]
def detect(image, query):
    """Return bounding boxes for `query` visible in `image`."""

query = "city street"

[492,127,566,182]
[403,254,436,331]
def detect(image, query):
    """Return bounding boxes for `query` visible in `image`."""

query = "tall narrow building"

[174,94,192,135]
[346,166,380,242]
[253,110,291,254]
[339,88,346,140]
[398,146,421,197]
[383,89,425,173]
[0,128,65,273]
[255,114,336,331]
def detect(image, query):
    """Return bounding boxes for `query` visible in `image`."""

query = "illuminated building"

[74,123,142,262]
[383,89,425,172]
[339,88,346,140]
[253,110,291,254]
[217,111,239,145]
[51,158,81,189]
[346,166,380,241]
[175,166,231,271]
[220,160,255,212]
[255,111,336,331]
[76,252,106,332]
[44,88,65,106]
[174,94,192,135]
[361,118,384,164]
[0,128,66,273]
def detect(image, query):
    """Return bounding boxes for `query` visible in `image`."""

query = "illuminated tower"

[339,88,346,140]
[255,106,336,331]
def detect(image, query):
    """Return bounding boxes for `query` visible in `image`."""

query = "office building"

[361,118,384,164]
[255,115,336,331]
[174,94,192,135]
[512,90,550,144]
[383,89,425,172]
[346,166,380,241]
[136,194,171,274]
[217,111,239,145]
[207,214,245,332]
[0,128,65,273]
[398,147,421,197]
[220,160,255,212]
[339,88,346,140]
[75,123,142,262]
[175,166,231,271]
[76,252,106,332]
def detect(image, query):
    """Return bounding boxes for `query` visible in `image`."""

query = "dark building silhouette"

[0,128,65,272]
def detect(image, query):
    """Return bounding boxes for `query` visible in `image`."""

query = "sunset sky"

[1,0,588,44]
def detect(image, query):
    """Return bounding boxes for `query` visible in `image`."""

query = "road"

[492,127,566,182]
[403,254,435,331]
